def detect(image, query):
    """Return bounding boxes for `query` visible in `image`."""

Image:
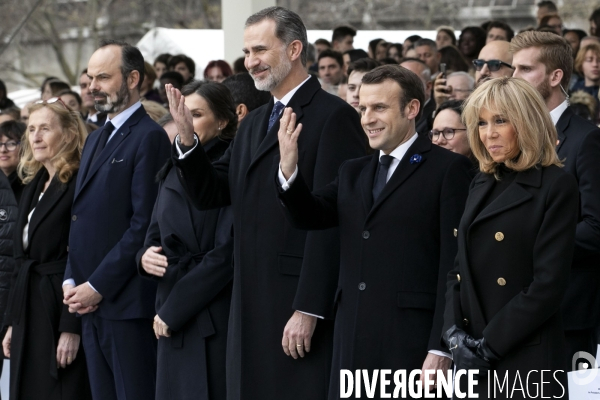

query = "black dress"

[5,169,92,400]
[138,137,234,400]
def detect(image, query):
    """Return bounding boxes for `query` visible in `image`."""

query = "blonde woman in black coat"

[443,77,578,399]
[2,100,91,399]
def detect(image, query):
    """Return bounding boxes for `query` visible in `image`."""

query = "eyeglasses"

[472,59,514,72]
[0,141,20,151]
[429,127,467,140]
[35,97,69,109]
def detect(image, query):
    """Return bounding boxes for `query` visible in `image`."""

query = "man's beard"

[536,77,552,101]
[93,80,130,113]
[249,51,292,92]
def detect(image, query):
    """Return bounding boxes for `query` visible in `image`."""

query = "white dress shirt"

[550,100,568,126]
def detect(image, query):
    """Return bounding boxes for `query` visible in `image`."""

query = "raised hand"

[165,83,195,146]
[277,107,303,179]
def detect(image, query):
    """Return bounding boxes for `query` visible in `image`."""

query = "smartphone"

[440,63,447,79]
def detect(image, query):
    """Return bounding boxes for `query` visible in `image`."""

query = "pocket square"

[111,158,124,164]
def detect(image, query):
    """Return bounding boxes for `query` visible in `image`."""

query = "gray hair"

[447,71,475,90]
[414,38,438,52]
[245,7,308,66]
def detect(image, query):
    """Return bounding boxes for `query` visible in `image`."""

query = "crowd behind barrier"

[0,1,599,399]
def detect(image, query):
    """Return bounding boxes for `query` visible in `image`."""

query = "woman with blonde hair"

[443,77,578,398]
[2,98,92,400]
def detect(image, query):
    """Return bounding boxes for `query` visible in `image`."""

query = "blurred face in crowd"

[174,62,192,82]
[436,31,453,49]
[244,19,294,92]
[592,20,598,37]
[359,81,418,154]
[319,56,343,85]
[334,35,354,53]
[20,103,31,124]
[537,6,554,26]
[79,73,96,112]
[387,46,401,63]
[0,134,20,176]
[431,109,470,157]
[41,82,54,101]
[446,74,473,100]
[415,45,440,74]
[154,61,168,79]
[486,28,508,43]
[60,93,80,112]
[475,41,513,86]
[87,45,135,115]
[375,42,389,61]
[459,31,479,58]
[28,107,64,168]
[545,16,563,35]
[512,47,552,100]
[564,31,581,56]
[478,106,519,163]
[185,93,226,145]
[206,66,226,83]
[346,70,367,112]
[582,49,600,85]
[159,77,180,104]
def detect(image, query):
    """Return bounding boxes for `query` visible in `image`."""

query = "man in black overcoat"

[276,65,472,398]
[512,31,600,368]
[169,7,366,400]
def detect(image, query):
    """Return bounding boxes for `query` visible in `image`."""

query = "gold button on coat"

[456,274,461,282]
[497,277,506,286]
[495,232,504,241]
[453,228,458,237]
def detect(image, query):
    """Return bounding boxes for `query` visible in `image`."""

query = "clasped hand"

[278,107,303,180]
[443,325,499,374]
[63,283,102,314]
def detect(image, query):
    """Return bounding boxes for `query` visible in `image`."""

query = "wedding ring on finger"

[296,344,303,347]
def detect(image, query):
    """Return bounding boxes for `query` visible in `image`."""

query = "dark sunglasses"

[472,59,514,72]
[429,127,467,141]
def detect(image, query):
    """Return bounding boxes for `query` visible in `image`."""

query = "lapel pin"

[409,154,422,164]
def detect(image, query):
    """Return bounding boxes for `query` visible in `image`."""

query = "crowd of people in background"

[0,1,598,399]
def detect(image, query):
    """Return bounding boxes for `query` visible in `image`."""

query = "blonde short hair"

[462,77,561,177]
[574,42,600,75]
[19,102,87,184]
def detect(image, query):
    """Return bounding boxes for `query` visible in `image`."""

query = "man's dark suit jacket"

[277,135,472,398]
[65,105,171,319]
[172,76,366,400]
[556,107,600,333]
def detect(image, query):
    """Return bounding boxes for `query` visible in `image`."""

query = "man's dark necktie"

[91,121,114,164]
[372,155,394,201]
[267,101,285,133]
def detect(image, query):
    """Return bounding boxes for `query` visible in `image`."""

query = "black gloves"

[443,325,500,374]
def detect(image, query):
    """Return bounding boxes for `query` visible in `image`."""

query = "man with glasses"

[511,30,600,371]
[473,40,514,86]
